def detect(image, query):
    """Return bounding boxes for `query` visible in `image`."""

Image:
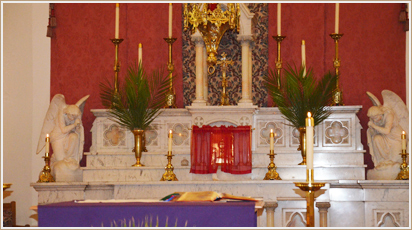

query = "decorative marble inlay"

[103,124,126,146]
[260,122,283,145]
[194,116,204,127]
[376,211,402,227]
[325,121,349,144]
[172,123,190,146]
[239,116,250,126]
[145,124,159,146]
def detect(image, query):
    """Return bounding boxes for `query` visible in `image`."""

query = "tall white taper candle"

[45,134,50,157]
[306,112,314,170]
[277,3,281,35]
[138,43,142,65]
[301,40,306,75]
[401,131,407,151]
[169,3,173,37]
[115,3,120,39]
[168,130,173,152]
[335,3,339,34]
[270,129,274,151]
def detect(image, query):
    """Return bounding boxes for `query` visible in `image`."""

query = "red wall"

[51,3,406,171]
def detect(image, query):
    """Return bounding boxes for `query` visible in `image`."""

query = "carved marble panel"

[167,123,191,148]
[323,120,350,146]
[103,123,126,147]
[145,123,160,147]
[375,210,402,227]
[194,116,204,127]
[257,121,284,147]
[283,209,307,227]
[91,117,131,152]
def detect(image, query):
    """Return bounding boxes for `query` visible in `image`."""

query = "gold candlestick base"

[264,150,281,180]
[38,155,55,183]
[396,150,409,180]
[160,151,178,181]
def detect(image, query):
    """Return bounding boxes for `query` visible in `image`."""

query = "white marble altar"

[31,105,410,228]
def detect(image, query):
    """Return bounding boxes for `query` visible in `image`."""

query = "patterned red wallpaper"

[51,3,406,170]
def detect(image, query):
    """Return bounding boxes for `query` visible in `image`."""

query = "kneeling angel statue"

[366,90,408,179]
[36,94,89,182]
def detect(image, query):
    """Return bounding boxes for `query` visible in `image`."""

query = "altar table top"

[38,200,257,227]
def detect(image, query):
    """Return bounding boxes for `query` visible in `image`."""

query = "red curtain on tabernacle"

[190,125,252,174]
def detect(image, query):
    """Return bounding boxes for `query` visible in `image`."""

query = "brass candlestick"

[294,169,325,227]
[160,151,178,181]
[272,35,286,89]
[111,38,124,103]
[263,150,281,180]
[396,149,409,180]
[217,52,233,106]
[164,37,177,108]
[330,33,344,106]
[38,136,55,182]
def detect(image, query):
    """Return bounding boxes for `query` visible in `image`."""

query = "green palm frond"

[100,62,171,131]
[265,63,337,128]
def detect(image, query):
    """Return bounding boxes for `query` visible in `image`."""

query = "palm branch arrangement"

[266,64,337,128]
[100,63,170,131]
[100,62,170,166]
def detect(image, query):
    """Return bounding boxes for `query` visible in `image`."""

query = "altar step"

[84,150,365,168]
[83,150,365,182]
[82,164,366,182]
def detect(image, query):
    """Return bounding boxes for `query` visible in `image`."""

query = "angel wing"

[366,91,382,106]
[36,94,67,154]
[74,95,89,162]
[75,95,90,116]
[382,90,409,135]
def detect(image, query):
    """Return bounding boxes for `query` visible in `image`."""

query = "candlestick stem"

[330,33,344,106]
[294,169,325,227]
[272,35,286,89]
[160,151,178,181]
[164,37,177,108]
[111,38,124,104]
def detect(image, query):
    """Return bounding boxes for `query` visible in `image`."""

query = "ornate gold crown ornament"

[184,3,240,74]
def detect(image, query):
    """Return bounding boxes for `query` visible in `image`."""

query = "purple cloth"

[38,201,257,227]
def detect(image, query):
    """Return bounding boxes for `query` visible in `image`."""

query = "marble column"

[264,201,278,227]
[237,35,253,106]
[202,46,208,104]
[191,34,206,106]
[248,43,253,97]
[316,202,331,227]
